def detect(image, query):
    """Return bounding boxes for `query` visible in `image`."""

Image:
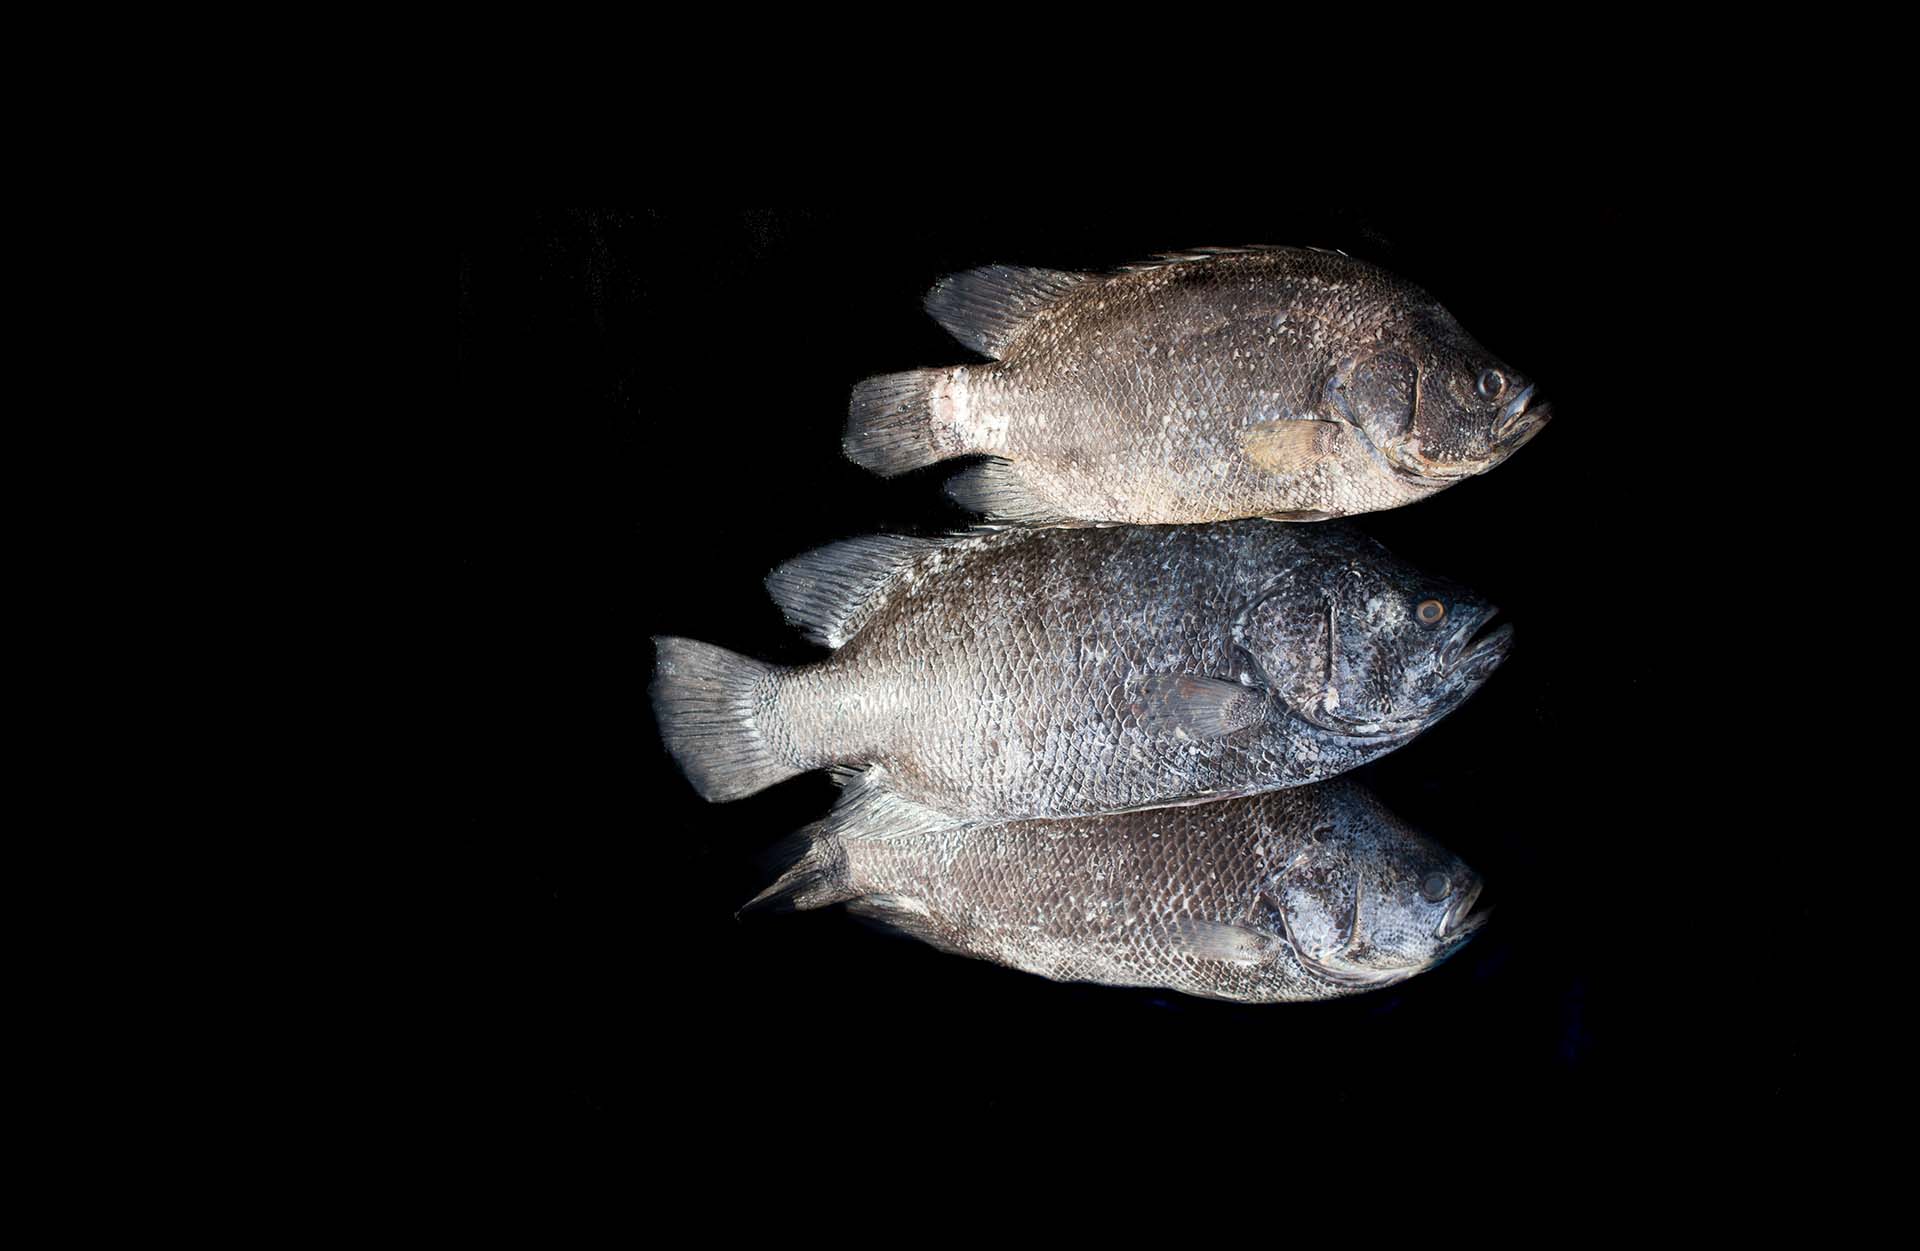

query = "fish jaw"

[1374,384,1552,481]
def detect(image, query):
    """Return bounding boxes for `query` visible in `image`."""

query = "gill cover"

[1331,351,1418,445]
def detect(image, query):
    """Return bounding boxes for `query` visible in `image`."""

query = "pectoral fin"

[1242,419,1339,475]
[1134,675,1268,741]
[1166,918,1270,965]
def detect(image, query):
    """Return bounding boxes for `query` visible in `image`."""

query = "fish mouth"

[1441,607,1514,678]
[1491,383,1551,448]
[1433,885,1491,965]
[1287,605,1511,740]
[1437,878,1486,941]
[1371,384,1551,480]
[1380,441,1484,483]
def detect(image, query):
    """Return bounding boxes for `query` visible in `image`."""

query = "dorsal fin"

[923,265,1087,358]
[764,535,949,649]
[1118,245,1345,273]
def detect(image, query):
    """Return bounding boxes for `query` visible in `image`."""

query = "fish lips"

[1437,878,1487,942]
[1441,606,1515,681]
[1491,383,1551,449]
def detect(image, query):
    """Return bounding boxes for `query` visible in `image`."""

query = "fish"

[650,521,1510,819]
[743,780,1488,1003]
[844,246,1549,525]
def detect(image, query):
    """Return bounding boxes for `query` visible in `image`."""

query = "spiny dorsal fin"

[923,265,1087,359]
[765,535,949,649]
[1119,244,1347,273]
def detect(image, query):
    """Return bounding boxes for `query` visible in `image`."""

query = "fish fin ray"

[650,637,798,801]
[923,265,1087,358]
[826,767,972,842]
[1166,918,1269,965]
[1242,418,1341,476]
[845,368,955,476]
[739,823,854,915]
[765,535,950,648]
[1134,675,1268,741]
[1118,245,1343,273]
[945,459,1073,525]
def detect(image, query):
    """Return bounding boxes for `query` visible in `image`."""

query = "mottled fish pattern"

[846,247,1548,525]
[652,522,1509,819]
[747,780,1487,1004]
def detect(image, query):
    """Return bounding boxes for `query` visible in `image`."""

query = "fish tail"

[651,636,801,802]
[843,367,972,476]
[739,824,854,915]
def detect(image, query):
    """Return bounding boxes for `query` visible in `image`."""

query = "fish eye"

[1421,872,1452,902]
[1476,369,1506,400]
[1416,599,1446,625]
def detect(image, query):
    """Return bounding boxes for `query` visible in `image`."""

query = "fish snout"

[1441,607,1513,677]
[1491,383,1549,445]
[1439,878,1486,939]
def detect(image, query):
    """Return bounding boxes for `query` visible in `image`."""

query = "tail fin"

[739,825,854,915]
[650,636,800,802]
[844,368,955,476]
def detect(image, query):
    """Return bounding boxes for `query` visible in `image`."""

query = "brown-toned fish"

[745,780,1488,1004]
[846,246,1548,524]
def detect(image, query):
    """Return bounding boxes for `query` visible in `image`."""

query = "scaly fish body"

[846,247,1549,525]
[652,522,1510,818]
[747,781,1488,1003]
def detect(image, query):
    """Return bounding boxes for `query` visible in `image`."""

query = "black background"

[454,209,1783,1142]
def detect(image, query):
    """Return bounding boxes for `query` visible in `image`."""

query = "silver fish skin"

[745,780,1488,1004]
[651,521,1511,818]
[845,247,1549,525]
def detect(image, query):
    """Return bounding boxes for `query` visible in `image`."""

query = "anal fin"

[945,459,1071,525]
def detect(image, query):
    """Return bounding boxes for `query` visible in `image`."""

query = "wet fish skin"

[745,780,1487,1004]
[651,521,1510,818]
[845,247,1548,525]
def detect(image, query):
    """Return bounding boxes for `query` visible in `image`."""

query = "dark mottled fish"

[651,522,1509,819]
[846,246,1548,524]
[746,780,1487,1003]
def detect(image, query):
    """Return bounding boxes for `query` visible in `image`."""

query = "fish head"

[1235,555,1512,740]
[1327,306,1548,484]
[1266,793,1488,989]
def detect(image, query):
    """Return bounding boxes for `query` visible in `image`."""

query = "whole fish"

[746,780,1488,1003]
[651,521,1510,818]
[845,246,1549,525]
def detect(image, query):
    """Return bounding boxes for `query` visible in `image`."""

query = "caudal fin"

[651,637,801,802]
[739,825,854,915]
[844,368,955,476]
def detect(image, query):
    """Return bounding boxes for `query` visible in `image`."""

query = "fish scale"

[843,247,1548,525]
[749,782,1487,1004]
[652,521,1511,818]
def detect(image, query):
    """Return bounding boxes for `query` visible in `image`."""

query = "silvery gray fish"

[745,780,1488,1003]
[845,246,1549,525]
[651,521,1510,819]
